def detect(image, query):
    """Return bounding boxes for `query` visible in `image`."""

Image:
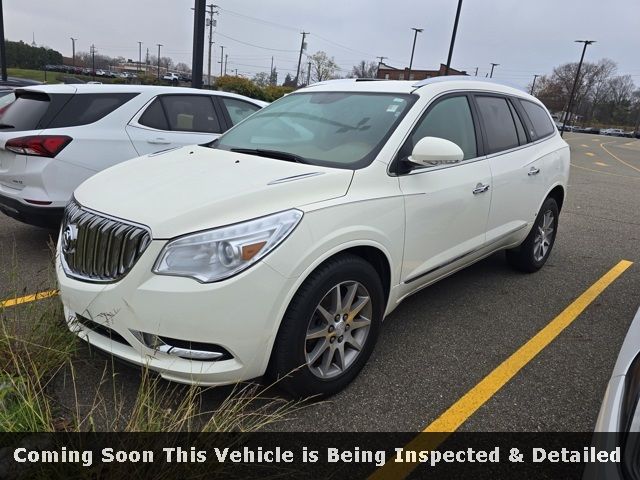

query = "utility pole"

[408,27,423,79]
[191,0,205,88]
[90,44,96,80]
[444,0,463,75]
[224,53,228,75]
[219,45,224,76]
[376,56,387,78]
[70,38,77,67]
[157,43,162,79]
[306,61,311,85]
[270,55,274,84]
[206,4,219,86]
[234,68,237,76]
[489,62,499,78]
[474,67,478,76]
[138,41,142,73]
[145,48,149,75]
[0,0,6,81]
[530,74,540,95]
[562,40,595,137]
[295,31,309,86]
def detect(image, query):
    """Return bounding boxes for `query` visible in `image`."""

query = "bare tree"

[309,51,338,83]
[351,60,378,78]
[252,72,270,87]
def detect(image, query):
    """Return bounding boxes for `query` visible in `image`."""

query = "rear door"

[474,94,548,243]
[126,94,225,155]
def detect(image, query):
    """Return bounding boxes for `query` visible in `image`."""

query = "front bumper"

[56,240,296,385]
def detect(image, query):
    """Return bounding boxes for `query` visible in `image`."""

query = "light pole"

[408,27,423,79]
[530,74,540,95]
[70,37,77,67]
[219,45,224,76]
[444,0,463,75]
[0,0,6,81]
[561,40,595,137]
[489,62,499,78]
[138,41,142,73]
[157,43,162,79]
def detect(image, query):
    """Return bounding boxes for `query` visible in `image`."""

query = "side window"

[162,95,221,133]
[138,98,169,130]
[220,97,260,125]
[475,96,519,154]
[520,100,555,139]
[159,95,221,133]
[406,95,477,160]
[49,93,138,128]
[508,100,527,145]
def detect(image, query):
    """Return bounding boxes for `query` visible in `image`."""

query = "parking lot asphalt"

[0,133,639,432]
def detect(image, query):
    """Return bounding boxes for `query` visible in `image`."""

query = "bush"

[214,76,294,102]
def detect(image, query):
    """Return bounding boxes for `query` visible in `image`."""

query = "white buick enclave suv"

[56,77,570,397]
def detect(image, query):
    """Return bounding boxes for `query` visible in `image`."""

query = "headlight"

[153,209,303,283]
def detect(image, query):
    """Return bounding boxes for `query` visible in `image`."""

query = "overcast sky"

[5,0,639,89]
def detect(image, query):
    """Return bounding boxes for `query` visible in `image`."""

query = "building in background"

[376,62,467,80]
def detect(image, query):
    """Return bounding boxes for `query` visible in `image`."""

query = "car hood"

[74,145,354,238]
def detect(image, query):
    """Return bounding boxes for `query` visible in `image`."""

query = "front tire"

[268,254,384,398]
[506,197,559,273]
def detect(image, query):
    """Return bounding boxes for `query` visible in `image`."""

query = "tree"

[269,67,278,86]
[308,51,338,83]
[5,40,62,69]
[534,58,638,127]
[252,71,270,87]
[282,73,296,87]
[175,62,190,73]
[351,60,378,78]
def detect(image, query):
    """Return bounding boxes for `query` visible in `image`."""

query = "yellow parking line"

[585,152,595,157]
[0,290,59,308]
[370,260,633,480]
[594,161,608,167]
[601,142,640,174]
[570,162,640,179]
[580,144,590,148]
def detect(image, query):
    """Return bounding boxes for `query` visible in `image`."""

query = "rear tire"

[268,254,384,398]
[506,197,559,273]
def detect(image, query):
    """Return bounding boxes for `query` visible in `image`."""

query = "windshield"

[214,91,416,169]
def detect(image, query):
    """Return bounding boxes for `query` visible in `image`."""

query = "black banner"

[0,432,635,479]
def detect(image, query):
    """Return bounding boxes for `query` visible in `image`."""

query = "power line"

[215,32,297,52]
[217,6,300,32]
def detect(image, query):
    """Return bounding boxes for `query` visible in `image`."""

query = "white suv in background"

[57,77,570,397]
[0,84,266,227]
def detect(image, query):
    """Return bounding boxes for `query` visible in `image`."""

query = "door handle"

[528,166,541,176]
[472,183,490,195]
[147,138,171,145]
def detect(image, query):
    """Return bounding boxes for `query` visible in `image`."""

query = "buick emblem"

[62,224,78,255]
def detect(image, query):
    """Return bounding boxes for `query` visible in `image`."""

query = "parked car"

[55,77,570,397]
[163,73,180,83]
[603,128,625,136]
[0,84,267,227]
[95,69,106,77]
[591,306,640,479]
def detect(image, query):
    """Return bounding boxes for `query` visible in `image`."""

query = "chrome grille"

[61,199,151,282]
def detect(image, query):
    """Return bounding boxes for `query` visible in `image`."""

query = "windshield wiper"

[0,124,15,129]
[231,148,309,164]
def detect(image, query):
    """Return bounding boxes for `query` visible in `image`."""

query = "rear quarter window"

[520,100,555,139]
[0,92,50,130]
[48,93,139,128]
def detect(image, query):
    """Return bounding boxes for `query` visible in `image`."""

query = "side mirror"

[408,136,464,167]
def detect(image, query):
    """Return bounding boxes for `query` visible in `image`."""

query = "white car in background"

[0,84,266,227]
[57,77,570,397]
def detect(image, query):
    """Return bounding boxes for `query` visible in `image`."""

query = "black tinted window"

[161,95,221,133]
[476,96,519,153]
[139,98,169,130]
[221,97,260,125]
[48,93,138,128]
[508,100,527,145]
[408,95,477,160]
[521,100,555,139]
[0,93,50,130]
